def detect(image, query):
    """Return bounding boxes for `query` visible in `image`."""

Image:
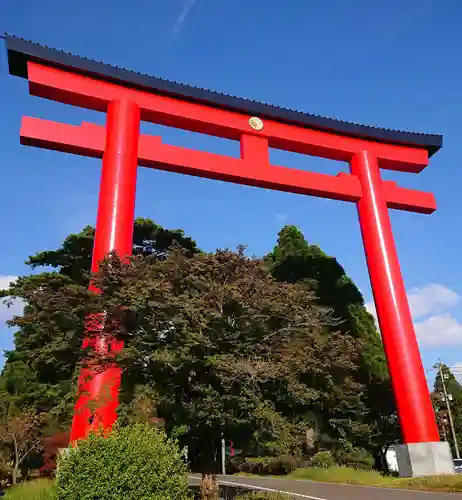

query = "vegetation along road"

[189,475,462,499]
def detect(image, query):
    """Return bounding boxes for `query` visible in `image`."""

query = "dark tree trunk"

[19,463,29,483]
[374,446,390,474]
[198,434,220,500]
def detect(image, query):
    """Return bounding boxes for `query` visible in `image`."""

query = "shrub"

[309,451,335,468]
[0,454,12,487]
[266,457,283,475]
[228,456,245,474]
[40,432,70,478]
[236,457,269,475]
[235,456,297,476]
[55,423,190,500]
[334,448,374,470]
[279,455,298,474]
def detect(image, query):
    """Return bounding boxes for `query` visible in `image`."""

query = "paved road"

[189,475,462,499]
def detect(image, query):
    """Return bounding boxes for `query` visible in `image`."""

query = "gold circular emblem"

[249,116,264,131]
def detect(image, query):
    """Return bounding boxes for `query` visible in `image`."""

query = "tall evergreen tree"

[265,226,398,461]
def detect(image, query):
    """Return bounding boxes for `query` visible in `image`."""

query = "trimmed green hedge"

[56,423,190,500]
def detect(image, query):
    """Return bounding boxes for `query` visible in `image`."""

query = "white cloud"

[0,275,17,291]
[366,284,462,348]
[408,284,461,320]
[367,284,461,322]
[415,314,462,347]
[0,275,23,324]
[173,0,198,37]
[450,363,462,383]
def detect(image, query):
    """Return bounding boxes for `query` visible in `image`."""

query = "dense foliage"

[0,219,396,479]
[433,363,462,457]
[0,219,199,426]
[56,423,189,500]
[266,226,398,465]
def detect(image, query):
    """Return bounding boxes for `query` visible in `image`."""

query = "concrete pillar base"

[395,441,454,477]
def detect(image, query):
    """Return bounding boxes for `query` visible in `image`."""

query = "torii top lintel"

[4,34,441,214]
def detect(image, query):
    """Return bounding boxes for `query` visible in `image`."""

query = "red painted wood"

[20,117,436,213]
[27,62,429,173]
[351,150,440,443]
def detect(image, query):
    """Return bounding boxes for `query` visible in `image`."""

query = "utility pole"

[221,434,226,475]
[438,363,460,459]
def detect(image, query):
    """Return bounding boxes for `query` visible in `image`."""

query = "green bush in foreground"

[56,423,190,500]
[5,479,55,499]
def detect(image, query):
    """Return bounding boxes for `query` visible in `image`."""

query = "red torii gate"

[4,35,453,476]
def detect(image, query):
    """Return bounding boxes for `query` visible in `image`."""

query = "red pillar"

[351,149,440,444]
[70,99,140,442]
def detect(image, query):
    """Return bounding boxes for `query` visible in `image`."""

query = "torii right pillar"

[352,149,454,476]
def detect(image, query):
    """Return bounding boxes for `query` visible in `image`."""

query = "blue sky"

[1,0,462,384]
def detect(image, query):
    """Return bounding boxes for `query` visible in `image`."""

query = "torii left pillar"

[70,99,140,442]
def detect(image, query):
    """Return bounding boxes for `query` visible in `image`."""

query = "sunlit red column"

[351,149,440,444]
[70,99,140,442]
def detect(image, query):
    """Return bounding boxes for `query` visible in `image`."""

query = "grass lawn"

[288,466,462,493]
[4,479,55,499]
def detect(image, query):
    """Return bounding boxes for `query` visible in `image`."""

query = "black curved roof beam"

[4,34,442,156]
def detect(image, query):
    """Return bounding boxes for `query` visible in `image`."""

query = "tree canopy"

[266,225,388,380]
[0,220,397,473]
[265,226,397,462]
[0,218,200,424]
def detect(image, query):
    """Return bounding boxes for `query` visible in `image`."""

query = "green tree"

[433,363,462,457]
[0,409,43,484]
[26,218,200,286]
[0,219,200,424]
[265,225,387,377]
[0,221,399,483]
[20,248,368,495]
[434,364,462,401]
[265,226,398,464]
